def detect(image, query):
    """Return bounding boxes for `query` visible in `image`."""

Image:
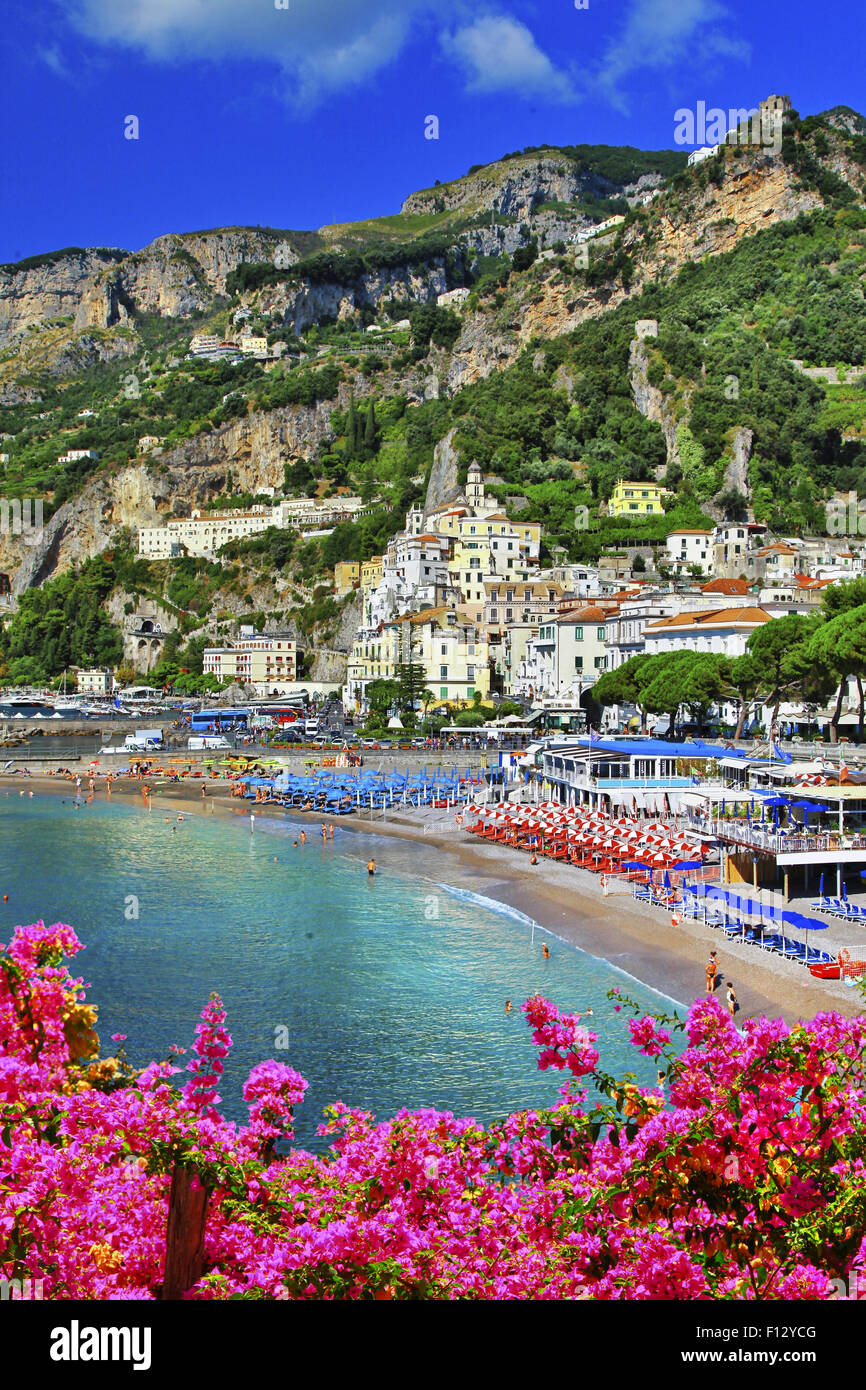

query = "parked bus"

[247,704,306,727]
[189,709,249,733]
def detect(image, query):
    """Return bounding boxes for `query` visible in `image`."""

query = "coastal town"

[3,11,866,1320]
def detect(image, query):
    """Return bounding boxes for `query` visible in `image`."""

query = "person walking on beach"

[321,824,327,843]
[726,984,738,1018]
[705,951,718,994]
[300,830,306,845]
[328,823,334,839]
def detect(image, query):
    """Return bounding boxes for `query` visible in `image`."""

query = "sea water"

[0,793,681,1149]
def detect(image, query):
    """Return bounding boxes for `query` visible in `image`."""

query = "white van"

[304,719,319,737]
[189,735,231,750]
[123,729,164,751]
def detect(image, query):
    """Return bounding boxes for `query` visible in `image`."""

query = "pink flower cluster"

[2,918,866,1301]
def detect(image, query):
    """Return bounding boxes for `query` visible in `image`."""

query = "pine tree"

[347,395,359,459]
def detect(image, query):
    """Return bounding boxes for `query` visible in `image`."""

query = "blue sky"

[3,0,864,264]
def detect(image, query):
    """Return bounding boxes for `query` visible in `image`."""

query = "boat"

[0,696,56,718]
[809,961,841,980]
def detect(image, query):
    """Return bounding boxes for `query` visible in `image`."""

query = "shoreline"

[2,769,862,1027]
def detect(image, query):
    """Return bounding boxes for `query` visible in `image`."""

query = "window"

[440,665,448,679]
[594,656,603,669]
[575,627,584,640]
[467,688,475,699]
[440,687,448,698]
[466,666,475,681]
[574,656,583,671]
[490,608,499,621]
[441,644,447,655]
[597,627,605,640]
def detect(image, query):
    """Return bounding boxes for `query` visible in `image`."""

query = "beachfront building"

[76,668,113,695]
[534,734,753,814]
[203,632,296,689]
[609,481,672,517]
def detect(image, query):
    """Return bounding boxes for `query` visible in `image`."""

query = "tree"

[728,653,763,740]
[744,614,814,730]
[807,603,866,740]
[511,241,539,273]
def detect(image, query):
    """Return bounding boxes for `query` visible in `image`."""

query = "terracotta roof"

[560,605,609,621]
[701,578,750,595]
[645,607,772,631]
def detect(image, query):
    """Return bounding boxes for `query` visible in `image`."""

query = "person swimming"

[542,944,550,959]
[505,1000,512,1014]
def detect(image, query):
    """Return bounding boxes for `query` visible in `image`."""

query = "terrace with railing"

[709,819,866,856]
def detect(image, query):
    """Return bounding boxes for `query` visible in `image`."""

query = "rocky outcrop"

[4,399,341,593]
[713,426,753,513]
[629,331,689,468]
[424,428,461,514]
[263,262,447,337]
[0,248,127,346]
[403,154,617,220]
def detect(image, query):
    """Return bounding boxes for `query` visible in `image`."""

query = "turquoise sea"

[0,792,681,1149]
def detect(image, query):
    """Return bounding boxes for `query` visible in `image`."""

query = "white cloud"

[65,0,427,104]
[596,0,750,110]
[37,46,70,79]
[441,15,577,103]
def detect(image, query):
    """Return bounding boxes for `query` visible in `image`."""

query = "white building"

[76,668,113,695]
[643,606,773,659]
[203,631,296,687]
[516,608,609,701]
[138,496,370,558]
[665,528,714,574]
[57,449,98,464]
[436,288,470,308]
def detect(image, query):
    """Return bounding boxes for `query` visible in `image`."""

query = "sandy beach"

[2,764,863,1028]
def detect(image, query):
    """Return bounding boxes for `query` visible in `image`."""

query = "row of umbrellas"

[467,804,706,869]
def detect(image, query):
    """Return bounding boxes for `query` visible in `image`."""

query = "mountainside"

[1,98,866,687]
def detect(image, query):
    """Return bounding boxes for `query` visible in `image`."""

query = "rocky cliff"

[402,152,624,219]
[3,397,340,592]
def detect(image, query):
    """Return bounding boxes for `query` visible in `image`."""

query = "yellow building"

[610,481,672,517]
[434,509,541,561]
[448,536,536,617]
[334,561,360,596]
[346,607,489,709]
[361,555,384,590]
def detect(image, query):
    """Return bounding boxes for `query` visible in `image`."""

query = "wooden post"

[161,1162,210,1301]
[784,870,789,903]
